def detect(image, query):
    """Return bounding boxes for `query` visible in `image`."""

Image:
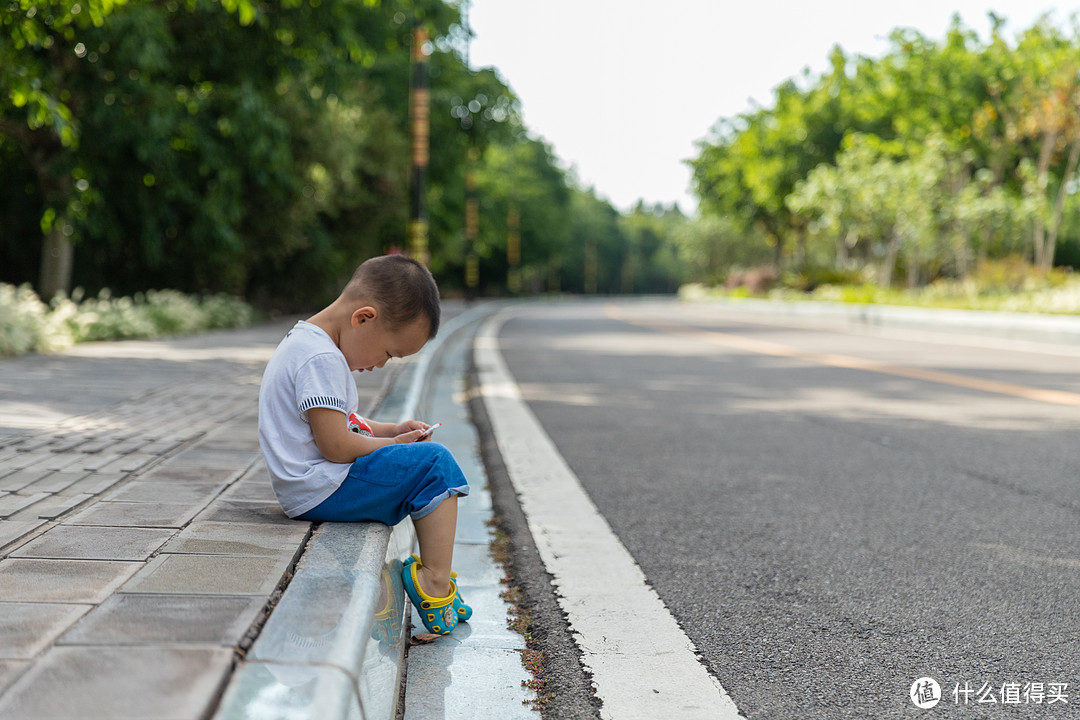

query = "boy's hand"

[392,420,429,436]
[367,419,433,442]
[392,420,431,443]
[394,427,427,444]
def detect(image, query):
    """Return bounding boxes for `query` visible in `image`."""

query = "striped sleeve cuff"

[298,395,348,416]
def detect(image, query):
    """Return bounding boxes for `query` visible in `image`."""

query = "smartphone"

[417,422,442,440]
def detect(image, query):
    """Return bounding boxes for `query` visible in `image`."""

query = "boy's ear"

[351,305,378,327]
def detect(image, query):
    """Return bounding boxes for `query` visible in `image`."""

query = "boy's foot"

[405,554,473,621]
[402,561,458,635]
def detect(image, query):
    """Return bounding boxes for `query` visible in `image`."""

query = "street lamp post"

[408,23,430,264]
[507,203,521,293]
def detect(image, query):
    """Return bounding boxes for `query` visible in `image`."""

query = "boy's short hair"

[344,254,441,338]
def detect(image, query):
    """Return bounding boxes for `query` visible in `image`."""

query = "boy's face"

[343,307,429,373]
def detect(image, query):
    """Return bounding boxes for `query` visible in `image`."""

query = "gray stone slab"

[3,491,98,524]
[0,602,91,659]
[107,438,147,455]
[0,449,22,473]
[43,453,88,472]
[163,521,308,557]
[46,434,91,452]
[29,493,95,521]
[13,437,53,452]
[0,519,48,553]
[21,470,90,494]
[66,500,200,528]
[59,593,265,646]
[143,438,185,455]
[0,469,51,492]
[95,452,157,474]
[233,462,266,483]
[0,492,50,519]
[0,660,29,695]
[198,424,261,453]
[140,466,237,484]
[122,553,291,596]
[76,452,123,472]
[77,435,122,454]
[11,525,174,560]
[61,471,128,495]
[172,429,207,443]
[194,499,294,526]
[0,558,142,602]
[219,478,278,503]
[0,435,23,449]
[104,480,226,505]
[0,646,234,720]
[6,451,51,472]
[162,447,259,470]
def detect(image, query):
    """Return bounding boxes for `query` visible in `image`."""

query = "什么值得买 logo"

[910,677,941,709]
[910,677,1069,709]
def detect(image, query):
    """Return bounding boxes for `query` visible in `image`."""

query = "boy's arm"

[309,408,424,463]
[368,419,429,438]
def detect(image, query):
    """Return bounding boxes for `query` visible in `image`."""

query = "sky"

[467,0,1079,215]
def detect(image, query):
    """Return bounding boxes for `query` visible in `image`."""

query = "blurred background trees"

[0,0,683,307]
[2,5,1079,308]
[690,13,1080,291]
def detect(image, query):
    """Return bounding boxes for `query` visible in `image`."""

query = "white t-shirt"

[258,321,357,517]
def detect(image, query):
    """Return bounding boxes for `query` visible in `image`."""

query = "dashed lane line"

[605,305,1080,408]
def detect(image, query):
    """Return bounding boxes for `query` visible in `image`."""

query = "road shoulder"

[472,308,744,720]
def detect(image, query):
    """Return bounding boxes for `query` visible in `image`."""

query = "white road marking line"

[475,312,745,720]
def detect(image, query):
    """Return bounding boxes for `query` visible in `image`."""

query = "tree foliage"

[1,0,687,305]
[690,13,1080,287]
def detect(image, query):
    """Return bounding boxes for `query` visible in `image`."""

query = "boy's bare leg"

[412,495,457,598]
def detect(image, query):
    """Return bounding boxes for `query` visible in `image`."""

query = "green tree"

[473,135,571,294]
[691,46,867,270]
[1,0,464,304]
[693,13,1080,289]
[1,0,128,297]
[671,214,771,285]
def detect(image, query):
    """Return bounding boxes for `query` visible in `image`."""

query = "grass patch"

[488,518,554,711]
[682,268,1080,315]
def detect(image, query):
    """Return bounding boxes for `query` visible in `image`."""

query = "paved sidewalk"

[0,319,389,719]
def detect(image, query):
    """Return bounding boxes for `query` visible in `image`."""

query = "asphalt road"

[493,298,1080,720]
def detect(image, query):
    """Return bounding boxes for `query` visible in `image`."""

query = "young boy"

[258,254,470,635]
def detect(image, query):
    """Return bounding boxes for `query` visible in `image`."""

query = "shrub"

[0,283,259,356]
[199,293,259,329]
[143,290,206,336]
[969,256,1065,294]
[72,291,158,342]
[781,266,866,292]
[724,266,779,295]
[0,284,49,356]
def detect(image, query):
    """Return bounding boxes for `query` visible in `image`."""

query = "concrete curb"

[687,297,1080,346]
[213,302,505,720]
